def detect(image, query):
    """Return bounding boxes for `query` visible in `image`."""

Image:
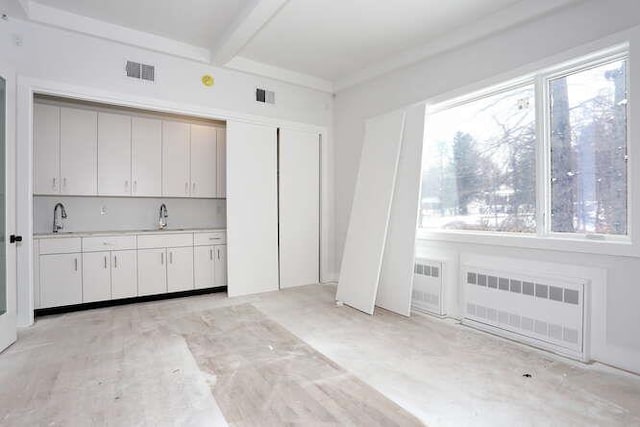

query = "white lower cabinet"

[111,250,138,299]
[214,245,227,286]
[194,245,214,289]
[167,247,194,292]
[82,251,112,303]
[40,253,82,308]
[138,248,167,296]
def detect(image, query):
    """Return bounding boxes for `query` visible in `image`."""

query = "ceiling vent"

[256,88,275,104]
[126,61,155,82]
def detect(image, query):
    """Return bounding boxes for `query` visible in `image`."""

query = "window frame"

[417,44,634,257]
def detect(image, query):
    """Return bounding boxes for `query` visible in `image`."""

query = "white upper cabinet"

[33,103,60,195]
[190,124,217,198]
[98,112,132,196]
[132,117,162,197]
[162,121,191,197]
[60,107,98,195]
[216,127,226,198]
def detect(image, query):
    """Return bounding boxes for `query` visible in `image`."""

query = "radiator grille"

[412,258,444,316]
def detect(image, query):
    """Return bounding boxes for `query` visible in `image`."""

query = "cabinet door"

[33,103,60,195]
[60,107,98,195]
[190,124,217,198]
[167,246,194,292]
[111,250,137,299]
[82,251,111,303]
[214,245,227,286]
[216,127,226,198]
[194,245,214,289]
[98,112,132,196]
[132,117,162,197]
[162,121,190,197]
[40,254,82,308]
[137,248,167,296]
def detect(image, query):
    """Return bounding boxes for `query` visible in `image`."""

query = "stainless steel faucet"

[158,203,168,229]
[53,202,67,233]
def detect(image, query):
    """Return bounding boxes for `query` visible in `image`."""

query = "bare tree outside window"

[420,85,536,233]
[550,59,628,235]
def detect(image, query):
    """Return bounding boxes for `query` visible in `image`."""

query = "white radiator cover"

[412,258,445,317]
[462,265,588,361]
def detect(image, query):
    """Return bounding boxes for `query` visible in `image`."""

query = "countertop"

[34,227,226,239]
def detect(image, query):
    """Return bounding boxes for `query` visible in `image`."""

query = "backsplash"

[34,196,226,234]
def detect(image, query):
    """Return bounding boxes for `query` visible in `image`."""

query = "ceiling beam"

[211,0,289,65]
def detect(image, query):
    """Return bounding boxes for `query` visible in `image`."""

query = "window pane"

[550,59,628,235]
[420,85,536,233]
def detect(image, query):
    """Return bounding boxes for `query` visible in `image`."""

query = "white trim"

[15,76,332,326]
[25,1,211,63]
[334,0,581,92]
[225,56,333,93]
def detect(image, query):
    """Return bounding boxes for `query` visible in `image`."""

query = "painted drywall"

[33,196,226,234]
[333,0,640,373]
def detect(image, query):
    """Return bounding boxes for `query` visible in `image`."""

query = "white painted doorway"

[278,128,320,288]
[0,67,18,352]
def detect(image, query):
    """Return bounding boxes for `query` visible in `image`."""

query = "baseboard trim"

[34,286,228,317]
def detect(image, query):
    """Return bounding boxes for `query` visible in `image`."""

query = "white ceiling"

[10,0,581,91]
[241,0,521,81]
[33,0,254,48]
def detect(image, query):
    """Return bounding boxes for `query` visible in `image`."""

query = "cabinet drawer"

[39,237,82,255]
[137,233,193,249]
[83,235,136,252]
[194,231,226,246]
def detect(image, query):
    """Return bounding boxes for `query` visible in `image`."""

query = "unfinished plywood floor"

[2,284,640,426]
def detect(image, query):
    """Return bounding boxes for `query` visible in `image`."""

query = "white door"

[213,245,227,286]
[226,121,279,297]
[138,248,167,296]
[190,124,217,198]
[162,121,190,197]
[82,251,111,302]
[278,129,320,288]
[0,71,18,352]
[132,117,162,197]
[33,103,60,195]
[98,112,131,196]
[111,250,137,299]
[216,127,226,198]
[336,110,405,315]
[167,246,194,292]
[40,253,82,308]
[60,107,97,195]
[194,245,214,289]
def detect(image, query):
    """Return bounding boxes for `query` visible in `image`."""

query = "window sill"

[415,229,638,258]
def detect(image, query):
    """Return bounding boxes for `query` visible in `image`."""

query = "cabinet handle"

[52,177,57,191]
[217,249,220,260]
[125,180,129,190]
[192,182,196,193]
[161,252,164,265]
[63,178,67,190]
[209,248,213,260]
[114,255,118,268]
[169,252,173,264]
[133,181,137,194]
[74,258,78,271]
[104,256,108,269]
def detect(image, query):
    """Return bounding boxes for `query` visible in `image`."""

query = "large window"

[419,49,629,240]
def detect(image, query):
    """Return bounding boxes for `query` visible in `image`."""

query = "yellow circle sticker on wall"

[202,74,214,87]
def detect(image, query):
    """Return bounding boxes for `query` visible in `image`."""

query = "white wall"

[333,0,640,373]
[33,196,226,234]
[1,17,335,326]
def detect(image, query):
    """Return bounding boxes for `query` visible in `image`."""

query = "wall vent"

[462,265,587,361]
[126,61,155,82]
[412,258,445,316]
[256,88,275,104]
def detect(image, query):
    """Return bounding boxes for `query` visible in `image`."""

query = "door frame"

[16,76,333,326]
[0,64,17,351]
